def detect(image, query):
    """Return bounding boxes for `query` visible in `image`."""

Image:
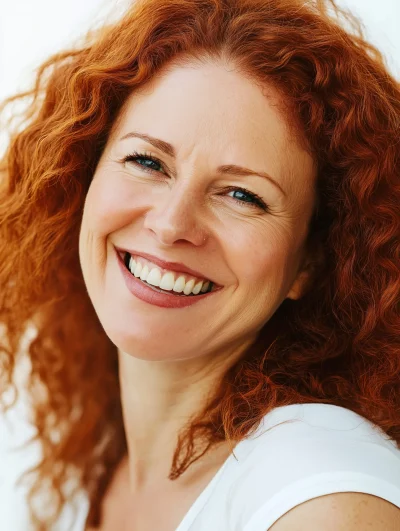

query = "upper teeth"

[128,255,211,295]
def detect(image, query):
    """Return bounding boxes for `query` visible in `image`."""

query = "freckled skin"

[79,58,317,365]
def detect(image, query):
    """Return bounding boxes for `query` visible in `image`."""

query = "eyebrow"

[119,131,287,197]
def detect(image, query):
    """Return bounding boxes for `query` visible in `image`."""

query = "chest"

[87,488,199,531]
[85,460,226,531]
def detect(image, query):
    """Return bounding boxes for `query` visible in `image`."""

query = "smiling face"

[79,57,318,362]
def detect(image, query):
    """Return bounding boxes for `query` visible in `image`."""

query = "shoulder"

[227,403,400,531]
[244,402,400,460]
[250,402,400,453]
[268,491,400,530]
[254,402,396,436]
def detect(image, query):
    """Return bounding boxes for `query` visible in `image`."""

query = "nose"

[143,182,207,247]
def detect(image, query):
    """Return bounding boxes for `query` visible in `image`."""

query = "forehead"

[115,61,289,144]
[109,60,316,194]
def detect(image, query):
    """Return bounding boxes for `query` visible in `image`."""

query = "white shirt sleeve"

[238,404,400,530]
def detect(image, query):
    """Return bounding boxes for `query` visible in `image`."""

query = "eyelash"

[121,150,269,211]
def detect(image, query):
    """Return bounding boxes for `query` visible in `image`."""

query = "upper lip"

[115,246,222,287]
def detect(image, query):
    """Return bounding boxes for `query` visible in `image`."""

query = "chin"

[102,321,182,362]
[95,295,203,361]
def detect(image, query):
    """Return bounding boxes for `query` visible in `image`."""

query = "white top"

[1,403,400,530]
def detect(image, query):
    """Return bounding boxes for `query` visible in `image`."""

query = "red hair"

[1,0,399,528]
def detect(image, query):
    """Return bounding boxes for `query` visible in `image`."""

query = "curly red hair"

[1,0,399,528]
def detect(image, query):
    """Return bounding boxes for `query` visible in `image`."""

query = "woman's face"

[79,58,317,362]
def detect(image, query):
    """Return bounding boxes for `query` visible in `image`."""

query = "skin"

[270,492,400,530]
[79,56,318,515]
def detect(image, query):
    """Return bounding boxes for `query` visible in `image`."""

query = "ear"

[286,241,325,301]
[286,268,312,301]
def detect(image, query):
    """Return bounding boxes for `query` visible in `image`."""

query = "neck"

[117,343,248,492]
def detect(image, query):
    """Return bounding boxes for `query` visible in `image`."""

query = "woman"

[1,0,399,529]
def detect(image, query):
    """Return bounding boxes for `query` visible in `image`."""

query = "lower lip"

[115,249,220,309]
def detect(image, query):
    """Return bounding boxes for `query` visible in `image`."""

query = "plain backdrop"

[0,0,399,154]
[0,0,399,104]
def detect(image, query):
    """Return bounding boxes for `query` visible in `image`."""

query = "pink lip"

[114,246,221,286]
[115,249,222,309]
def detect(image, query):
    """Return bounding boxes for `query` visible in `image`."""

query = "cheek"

[83,172,140,236]
[227,227,292,287]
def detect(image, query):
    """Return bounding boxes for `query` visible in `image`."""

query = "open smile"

[115,248,222,309]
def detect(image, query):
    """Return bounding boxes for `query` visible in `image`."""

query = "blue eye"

[225,187,268,211]
[121,151,268,212]
[122,151,164,174]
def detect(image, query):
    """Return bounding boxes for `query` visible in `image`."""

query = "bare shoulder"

[269,492,400,531]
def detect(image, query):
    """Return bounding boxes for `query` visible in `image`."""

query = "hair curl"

[1,0,399,528]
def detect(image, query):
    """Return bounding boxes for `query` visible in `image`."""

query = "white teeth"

[134,262,142,277]
[183,279,195,295]
[146,267,162,287]
[159,272,175,291]
[173,275,186,293]
[139,264,149,281]
[192,281,204,295]
[129,257,136,274]
[125,254,213,296]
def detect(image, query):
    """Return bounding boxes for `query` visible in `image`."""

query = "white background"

[0,0,399,103]
[0,0,399,156]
